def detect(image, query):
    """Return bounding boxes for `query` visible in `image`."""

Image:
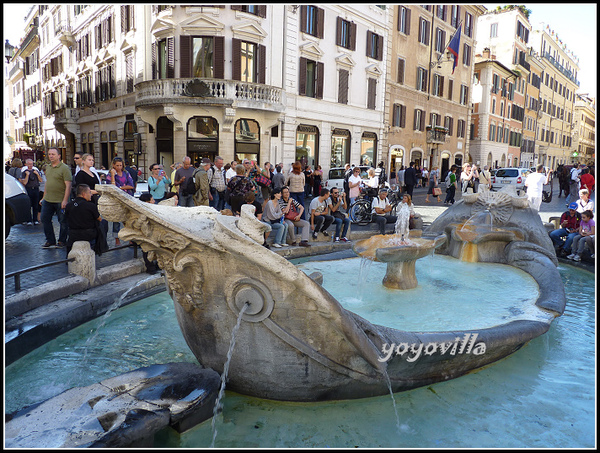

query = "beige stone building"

[573,94,595,166]
[384,5,485,177]
[529,25,579,169]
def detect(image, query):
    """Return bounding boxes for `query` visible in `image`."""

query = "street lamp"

[5,39,15,63]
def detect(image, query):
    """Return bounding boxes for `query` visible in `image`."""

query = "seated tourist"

[549,202,581,256]
[279,186,311,247]
[371,187,397,235]
[568,210,595,262]
[329,187,351,242]
[309,188,334,240]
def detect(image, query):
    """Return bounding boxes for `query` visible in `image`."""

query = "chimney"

[483,47,491,59]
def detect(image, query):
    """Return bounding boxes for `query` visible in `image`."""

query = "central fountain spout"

[353,205,446,290]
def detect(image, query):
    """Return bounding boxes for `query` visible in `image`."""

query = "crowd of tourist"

[6,152,595,271]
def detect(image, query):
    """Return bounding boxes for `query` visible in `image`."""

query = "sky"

[3,3,597,97]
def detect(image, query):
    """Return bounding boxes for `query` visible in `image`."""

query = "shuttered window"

[121,5,134,33]
[153,37,174,79]
[300,5,324,38]
[299,57,323,99]
[397,6,411,34]
[367,78,376,110]
[232,38,265,83]
[366,31,383,60]
[392,104,406,128]
[397,58,405,84]
[338,69,349,104]
[125,52,134,93]
[336,17,356,50]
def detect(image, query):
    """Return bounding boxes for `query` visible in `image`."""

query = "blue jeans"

[209,188,226,211]
[179,193,195,207]
[26,186,40,222]
[41,200,69,245]
[333,216,350,238]
[290,192,306,220]
[549,228,578,252]
[264,220,288,245]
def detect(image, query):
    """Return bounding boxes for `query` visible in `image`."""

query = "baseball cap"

[568,202,578,210]
[201,158,212,165]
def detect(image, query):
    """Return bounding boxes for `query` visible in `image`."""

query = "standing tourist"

[404,162,417,197]
[525,164,553,211]
[148,163,171,203]
[444,165,458,205]
[19,158,42,225]
[193,158,212,206]
[106,157,134,245]
[285,161,307,219]
[208,156,227,211]
[173,157,197,207]
[40,148,72,249]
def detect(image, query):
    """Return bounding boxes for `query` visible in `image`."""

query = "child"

[568,210,595,262]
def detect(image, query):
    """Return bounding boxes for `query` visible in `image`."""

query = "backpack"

[181,169,199,196]
[444,171,452,186]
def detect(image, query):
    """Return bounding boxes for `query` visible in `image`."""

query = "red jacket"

[560,211,581,230]
[580,173,595,193]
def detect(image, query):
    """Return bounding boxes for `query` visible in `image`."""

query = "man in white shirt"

[525,164,553,211]
[225,160,238,183]
[566,163,581,206]
[309,188,334,239]
[371,187,397,234]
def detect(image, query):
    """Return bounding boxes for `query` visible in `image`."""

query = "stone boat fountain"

[93,185,565,402]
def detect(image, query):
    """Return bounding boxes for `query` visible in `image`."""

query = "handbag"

[284,203,299,220]
[253,174,271,188]
[433,187,442,196]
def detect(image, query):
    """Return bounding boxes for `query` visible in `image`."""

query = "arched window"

[234,119,260,164]
[361,132,377,167]
[331,128,350,168]
[187,116,219,165]
[296,125,319,168]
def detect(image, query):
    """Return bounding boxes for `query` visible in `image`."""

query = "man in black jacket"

[65,184,105,255]
[404,161,417,197]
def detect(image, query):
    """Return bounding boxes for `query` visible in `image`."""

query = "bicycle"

[348,185,402,225]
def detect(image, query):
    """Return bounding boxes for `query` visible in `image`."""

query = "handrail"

[6,243,139,293]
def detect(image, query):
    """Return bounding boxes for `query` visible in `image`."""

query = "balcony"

[55,22,75,46]
[135,78,285,112]
[53,107,80,137]
[426,126,448,144]
[542,52,580,86]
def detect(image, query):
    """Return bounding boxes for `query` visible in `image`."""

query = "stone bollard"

[68,241,97,285]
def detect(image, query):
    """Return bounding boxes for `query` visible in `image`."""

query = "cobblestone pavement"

[3,178,590,297]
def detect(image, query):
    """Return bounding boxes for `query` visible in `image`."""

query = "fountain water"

[211,302,250,448]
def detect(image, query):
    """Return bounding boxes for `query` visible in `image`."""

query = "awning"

[14,141,32,150]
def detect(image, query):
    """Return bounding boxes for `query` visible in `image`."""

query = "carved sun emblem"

[471,191,514,225]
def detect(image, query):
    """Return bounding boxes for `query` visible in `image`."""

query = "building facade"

[529,25,579,169]
[573,94,595,165]
[7,5,389,178]
[384,5,485,177]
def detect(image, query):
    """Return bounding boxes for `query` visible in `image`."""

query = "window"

[397,58,405,84]
[435,28,446,53]
[436,5,446,21]
[433,74,444,97]
[296,124,319,168]
[338,69,349,104]
[299,57,323,99]
[360,132,377,166]
[444,116,453,136]
[490,23,498,38]
[447,79,453,100]
[367,78,377,110]
[301,5,324,38]
[331,129,350,168]
[462,44,471,66]
[416,67,428,92]
[121,5,134,33]
[460,84,468,105]
[489,124,496,141]
[232,39,265,83]
[336,17,356,50]
[153,37,174,79]
[392,104,406,128]
[235,119,260,163]
[430,112,439,127]
[516,21,529,43]
[457,119,466,138]
[180,36,224,79]
[367,31,383,60]
[414,109,425,131]
[450,5,460,28]
[125,52,134,93]
[231,5,266,18]
[418,17,430,45]
[398,6,410,34]
[464,12,472,38]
